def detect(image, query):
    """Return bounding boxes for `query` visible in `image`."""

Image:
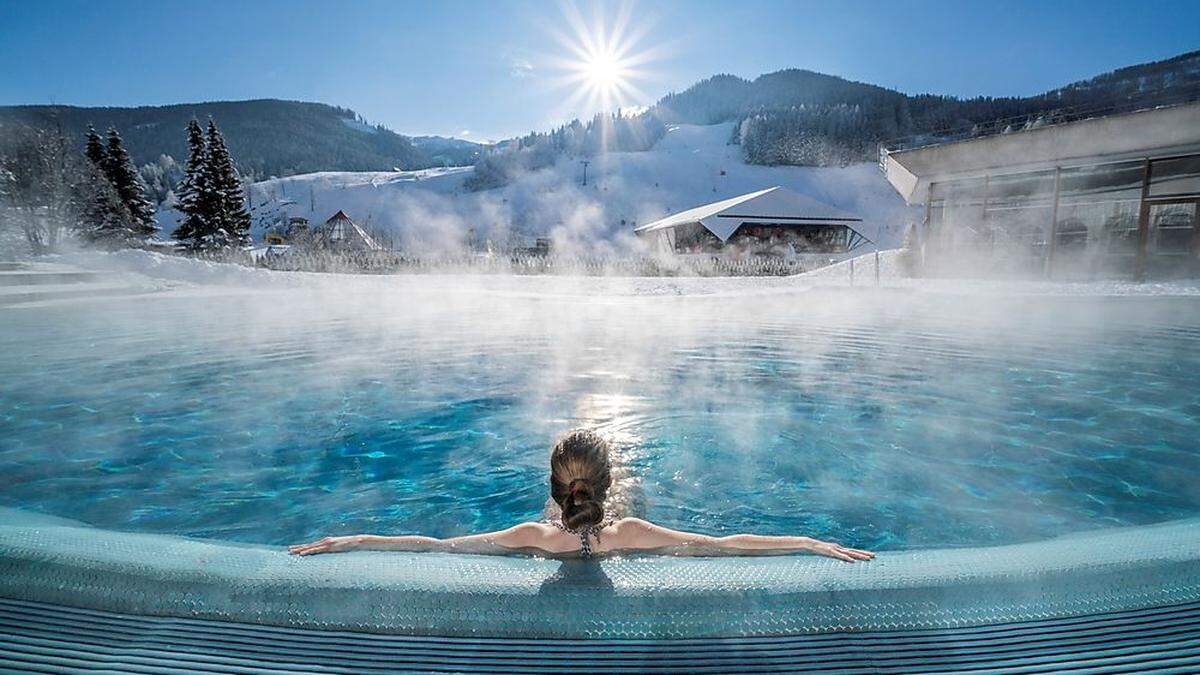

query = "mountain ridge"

[644,49,1200,166]
[0,98,469,178]
[3,49,1197,180]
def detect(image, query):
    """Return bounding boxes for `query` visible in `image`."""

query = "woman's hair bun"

[562,497,603,531]
[550,429,612,531]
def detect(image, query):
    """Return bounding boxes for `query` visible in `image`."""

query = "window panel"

[1150,203,1197,255]
[986,170,1057,210]
[1149,155,1200,198]
[1055,160,1145,257]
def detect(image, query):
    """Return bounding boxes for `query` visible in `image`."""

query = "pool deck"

[1,509,1199,671]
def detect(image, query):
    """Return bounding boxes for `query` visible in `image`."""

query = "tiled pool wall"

[2,509,1199,671]
[1,508,1198,639]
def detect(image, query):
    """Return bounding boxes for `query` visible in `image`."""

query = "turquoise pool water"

[1,288,1198,551]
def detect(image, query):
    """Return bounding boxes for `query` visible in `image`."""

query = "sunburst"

[540,1,667,117]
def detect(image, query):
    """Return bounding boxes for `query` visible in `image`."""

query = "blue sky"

[0,0,1197,141]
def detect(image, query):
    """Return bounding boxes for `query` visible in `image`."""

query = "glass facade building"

[882,101,1200,280]
[923,153,1200,279]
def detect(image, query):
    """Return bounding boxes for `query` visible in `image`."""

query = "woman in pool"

[290,428,874,561]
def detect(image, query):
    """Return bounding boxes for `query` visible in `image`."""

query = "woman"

[290,428,874,561]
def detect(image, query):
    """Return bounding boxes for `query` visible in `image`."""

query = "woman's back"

[290,429,873,563]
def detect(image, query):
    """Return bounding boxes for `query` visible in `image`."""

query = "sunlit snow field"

[155,123,919,252]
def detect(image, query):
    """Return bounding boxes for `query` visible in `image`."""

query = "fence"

[179,248,814,277]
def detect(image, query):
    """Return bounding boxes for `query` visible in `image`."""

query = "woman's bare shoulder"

[611,517,653,530]
[505,521,558,541]
[500,522,576,553]
[605,517,658,545]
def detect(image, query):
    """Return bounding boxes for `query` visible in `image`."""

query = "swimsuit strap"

[549,511,614,558]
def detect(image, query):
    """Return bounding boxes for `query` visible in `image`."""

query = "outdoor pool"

[2,280,1200,671]
[2,286,1198,550]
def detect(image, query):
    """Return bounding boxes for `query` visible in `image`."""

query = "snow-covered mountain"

[158,123,918,254]
[410,136,484,167]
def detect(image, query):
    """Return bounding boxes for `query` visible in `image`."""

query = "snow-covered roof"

[634,187,861,242]
[318,210,382,251]
[325,210,354,225]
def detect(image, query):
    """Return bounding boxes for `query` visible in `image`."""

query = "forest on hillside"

[0,99,434,180]
[462,49,1200,185]
[465,111,666,191]
[656,49,1200,167]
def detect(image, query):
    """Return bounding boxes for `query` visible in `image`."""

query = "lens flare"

[582,50,625,91]
[539,2,667,118]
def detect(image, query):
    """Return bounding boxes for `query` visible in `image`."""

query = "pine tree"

[203,119,250,247]
[84,126,106,167]
[172,119,210,248]
[79,125,135,247]
[78,161,134,248]
[103,128,157,239]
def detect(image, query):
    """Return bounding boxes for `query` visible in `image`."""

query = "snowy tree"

[84,125,106,166]
[172,119,210,249]
[171,118,249,250]
[138,154,182,205]
[77,161,135,248]
[103,128,157,239]
[79,125,137,247]
[736,104,872,167]
[0,124,83,254]
[203,119,251,247]
[465,111,666,191]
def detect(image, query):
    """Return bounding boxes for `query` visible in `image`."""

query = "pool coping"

[1,508,1198,640]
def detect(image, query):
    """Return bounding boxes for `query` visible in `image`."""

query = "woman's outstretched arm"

[613,518,874,561]
[288,522,559,556]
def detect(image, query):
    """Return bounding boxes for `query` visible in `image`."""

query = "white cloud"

[509,58,534,79]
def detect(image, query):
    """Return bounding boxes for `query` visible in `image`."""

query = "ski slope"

[157,123,919,254]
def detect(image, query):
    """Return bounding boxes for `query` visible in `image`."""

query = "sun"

[583,50,625,90]
[561,31,642,113]
[577,46,632,102]
[541,2,665,116]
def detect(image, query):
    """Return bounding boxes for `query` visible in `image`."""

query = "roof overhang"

[635,186,861,243]
[704,215,862,242]
[882,102,1200,205]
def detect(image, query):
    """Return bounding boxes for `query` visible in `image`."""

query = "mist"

[3,271,1197,550]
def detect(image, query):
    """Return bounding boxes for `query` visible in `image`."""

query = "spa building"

[880,100,1200,279]
[634,186,869,258]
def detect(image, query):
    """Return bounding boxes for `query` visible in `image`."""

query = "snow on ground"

[155,123,920,253]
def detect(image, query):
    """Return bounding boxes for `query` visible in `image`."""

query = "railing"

[179,248,817,277]
[878,83,1200,172]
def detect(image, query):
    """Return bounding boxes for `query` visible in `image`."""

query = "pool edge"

[1,510,1198,640]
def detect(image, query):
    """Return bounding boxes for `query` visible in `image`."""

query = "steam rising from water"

[1,284,1198,550]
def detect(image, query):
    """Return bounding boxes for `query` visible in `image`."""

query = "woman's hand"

[288,535,362,556]
[807,539,874,562]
